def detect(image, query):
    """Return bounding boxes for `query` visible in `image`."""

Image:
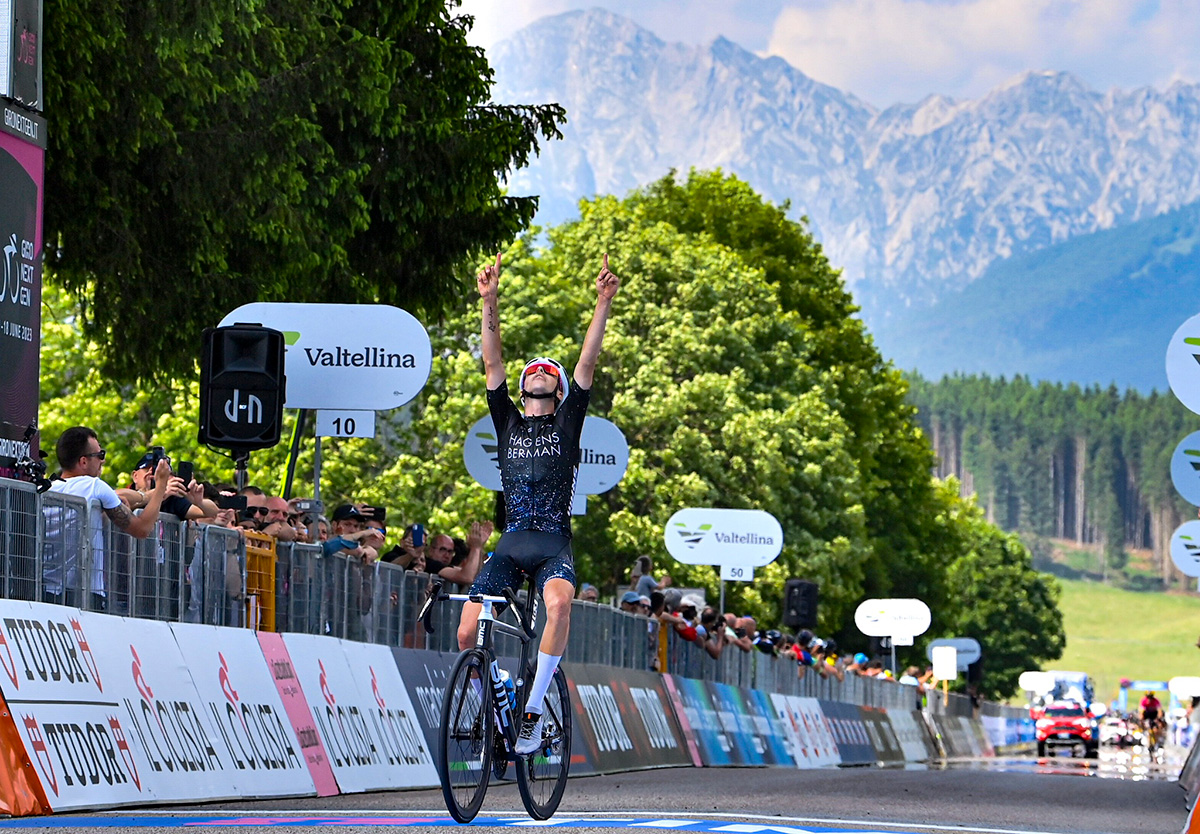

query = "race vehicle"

[1036,700,1099,757]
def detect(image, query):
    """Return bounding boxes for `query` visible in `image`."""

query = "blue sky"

[457,0,1200,107]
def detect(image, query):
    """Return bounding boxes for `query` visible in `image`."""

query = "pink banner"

[256,633,339,797]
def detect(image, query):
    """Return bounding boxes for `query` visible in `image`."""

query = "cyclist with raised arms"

[458,250,620,755]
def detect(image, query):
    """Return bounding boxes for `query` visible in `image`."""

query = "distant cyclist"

[457,250,620,755]
[1141,691,1163,732]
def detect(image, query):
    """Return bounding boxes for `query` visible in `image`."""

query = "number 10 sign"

[316,410,376,439]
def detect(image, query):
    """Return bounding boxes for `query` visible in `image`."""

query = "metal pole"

[282,409,308,499]
[719,579,725,619]
[313,435,322,502]
[890,640,897,677]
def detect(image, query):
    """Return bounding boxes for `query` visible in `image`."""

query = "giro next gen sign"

[220,303,432,411]
[463,414,630,495]
[663,508,783,580]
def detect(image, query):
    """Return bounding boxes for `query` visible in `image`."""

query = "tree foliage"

[38,172,1065,698]
[42,0,564,381]
[908,373,1196,586]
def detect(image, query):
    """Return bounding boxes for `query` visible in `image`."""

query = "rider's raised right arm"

[479,253,506,389]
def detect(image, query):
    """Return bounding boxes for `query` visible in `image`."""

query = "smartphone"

[369,506,387,522]
[176,461,194,485]
[412,523,425,548]
[217,494,248,512]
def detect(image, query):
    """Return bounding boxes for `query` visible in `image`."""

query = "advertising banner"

[767,694,840,769]
[704,681,764,766]
[739,688,794,767]
[168,623,316,798]
[663,675,737,766]
[657,675,704,767]
[664,508,783,569]
[282,634,436,792]
[388,648,458,770]
[859,706,905,764]
[818,700,876,765]
[256,632,338,796]
[886,710,937,762]
[219,303,432,411]
[0,105,42,463]
[2,0,42,108]
[564,663,691,774]
[0,601,246,810]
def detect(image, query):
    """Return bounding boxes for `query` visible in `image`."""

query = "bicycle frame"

[441,586,540,757]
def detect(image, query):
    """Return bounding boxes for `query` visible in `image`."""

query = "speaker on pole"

[199,324,286,451]
[782,579,818,629]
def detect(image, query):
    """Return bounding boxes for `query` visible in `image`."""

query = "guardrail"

[1,476,1006,713]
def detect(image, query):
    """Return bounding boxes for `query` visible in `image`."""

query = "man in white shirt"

[42,426,171,611]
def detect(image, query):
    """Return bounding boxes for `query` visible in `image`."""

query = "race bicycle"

[418,578,572,822]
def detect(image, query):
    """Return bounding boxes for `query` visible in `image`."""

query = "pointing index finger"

[495,251,502,271]
[603,252,609,270]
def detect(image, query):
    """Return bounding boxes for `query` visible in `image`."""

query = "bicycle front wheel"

[438,649,493,823]
[516,666,572,820]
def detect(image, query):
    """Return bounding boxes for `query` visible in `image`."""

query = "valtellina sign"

[220,303,432,411]
[663,508,783,568]
[463,414,630,495]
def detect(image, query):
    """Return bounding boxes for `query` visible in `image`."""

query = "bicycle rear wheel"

[516,666,572,820]
[438,649,493,823]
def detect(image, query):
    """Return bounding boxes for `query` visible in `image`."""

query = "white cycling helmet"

[519,356,569,405]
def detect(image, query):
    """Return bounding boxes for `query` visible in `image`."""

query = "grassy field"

[1052,577,1200,707]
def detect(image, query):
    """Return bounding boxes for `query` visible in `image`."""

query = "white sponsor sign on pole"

[1169,520,1200,577]
[463,414,630,496]
[220,303,432,411]
[664,508,784,567]
[1170,676,1200,700]
[853,598,932,641]
[1170,431,1200,505]
[931,646,958,681]
[168,622,316,797]
[926,638,981,671]
[1018,670,1055,694]
[1167,313,1200,415]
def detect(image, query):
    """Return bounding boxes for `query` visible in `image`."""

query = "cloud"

[764,0,1200,105]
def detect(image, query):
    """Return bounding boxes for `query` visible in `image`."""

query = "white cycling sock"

[523,651,561,715]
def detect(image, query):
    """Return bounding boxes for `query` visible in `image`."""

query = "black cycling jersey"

[487,380,590,538]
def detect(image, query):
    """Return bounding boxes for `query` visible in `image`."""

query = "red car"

[1036,700,1099,757]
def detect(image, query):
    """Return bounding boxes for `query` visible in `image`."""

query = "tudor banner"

[0,103,43,467]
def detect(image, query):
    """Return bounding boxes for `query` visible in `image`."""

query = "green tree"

[42,0,564,381]
[936,480,1066,699]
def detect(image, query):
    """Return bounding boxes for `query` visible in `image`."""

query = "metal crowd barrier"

[1,476,1015,713]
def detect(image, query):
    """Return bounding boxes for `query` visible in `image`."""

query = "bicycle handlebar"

[419,579,539,640]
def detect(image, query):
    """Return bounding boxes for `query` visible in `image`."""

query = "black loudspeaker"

[782,579,818,629]
[198,324,286,451]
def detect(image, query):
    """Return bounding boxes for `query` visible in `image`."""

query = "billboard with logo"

[663,507,783,572]
[0,104,42,469]
[220,303,432,411]
[169,623,317,798]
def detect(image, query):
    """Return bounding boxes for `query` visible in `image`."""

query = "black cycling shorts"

[469,530,576,597]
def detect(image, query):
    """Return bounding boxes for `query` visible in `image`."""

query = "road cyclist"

[429,250,619,821]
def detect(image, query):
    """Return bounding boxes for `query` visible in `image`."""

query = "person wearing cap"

[461,249,620,756]
[323,504,384,560]
[576,583,600,602]
[117,448,217,520]
[619,590,642,613]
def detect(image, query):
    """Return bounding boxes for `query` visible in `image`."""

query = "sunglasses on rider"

[525,362,560,379]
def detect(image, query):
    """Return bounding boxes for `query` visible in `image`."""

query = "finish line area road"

[0,761,1186,834]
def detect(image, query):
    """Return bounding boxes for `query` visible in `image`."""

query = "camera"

[216,494,248,512]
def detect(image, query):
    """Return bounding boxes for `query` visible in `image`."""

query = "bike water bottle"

[498,669,517,715]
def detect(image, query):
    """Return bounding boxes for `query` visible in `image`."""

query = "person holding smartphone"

[118,448,217,520]
[457,250,620,755]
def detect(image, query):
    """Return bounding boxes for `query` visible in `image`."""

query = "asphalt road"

[5,751,1186,834]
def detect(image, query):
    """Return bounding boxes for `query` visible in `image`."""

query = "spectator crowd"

[41,424,938,691]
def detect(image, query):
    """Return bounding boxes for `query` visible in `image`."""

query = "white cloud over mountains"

[457,0,1199,105]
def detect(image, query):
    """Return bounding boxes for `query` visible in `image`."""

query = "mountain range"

[487,8,1200,385]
